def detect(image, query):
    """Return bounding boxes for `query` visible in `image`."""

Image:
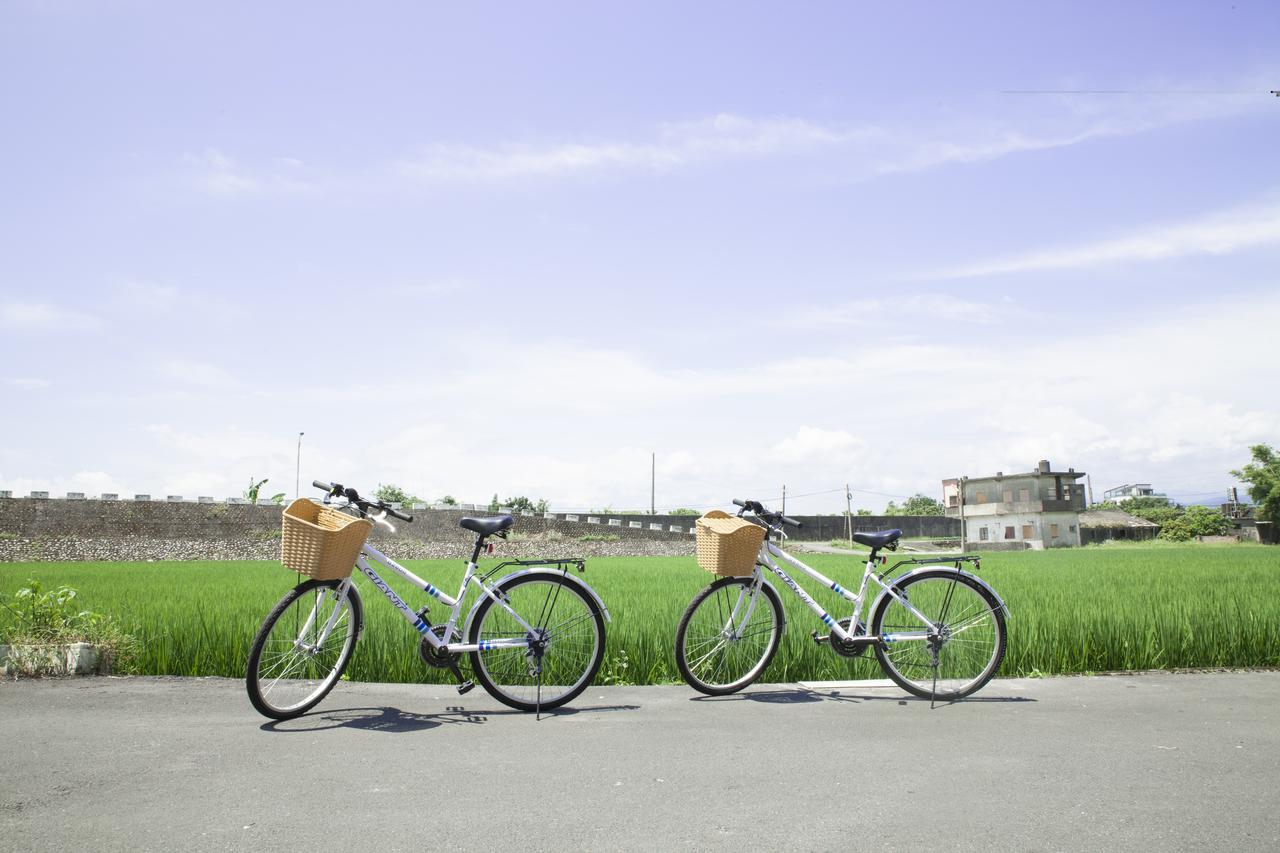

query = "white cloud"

[0,302,103,332]
[2,377,51,389]
[155,360,240,389]
[394,114,855,183]
[180,91,1270,197]
[115,280,180,309]
[783,293,1020,328]
[769,427,866,464]
[180,147,316,196]
[927,200,1280,279]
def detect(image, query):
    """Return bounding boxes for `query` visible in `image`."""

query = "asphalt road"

[2,672,1277,852]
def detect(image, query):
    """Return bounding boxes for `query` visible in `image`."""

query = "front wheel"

[246,579,363,720]
[468,573,606,712]
[870,570,1006,701]
[675,575,784,696]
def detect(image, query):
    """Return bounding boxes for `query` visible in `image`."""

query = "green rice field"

[2,543,1278,684]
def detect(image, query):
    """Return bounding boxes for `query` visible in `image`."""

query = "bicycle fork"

[294,579,353,654]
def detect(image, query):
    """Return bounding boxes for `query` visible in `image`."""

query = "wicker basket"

[280,498,373,580]
[695,510,766,576]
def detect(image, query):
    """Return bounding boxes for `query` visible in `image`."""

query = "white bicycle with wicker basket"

[245,480,609,720]
[674,499,1008,701]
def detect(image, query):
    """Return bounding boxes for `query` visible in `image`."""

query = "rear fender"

[462,568,611,640]
[869,567,1009,621]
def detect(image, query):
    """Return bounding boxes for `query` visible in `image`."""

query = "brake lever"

[371,510,396,534]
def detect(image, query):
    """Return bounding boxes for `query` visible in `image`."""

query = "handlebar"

[731,498,802,529]
[312,480,414,523]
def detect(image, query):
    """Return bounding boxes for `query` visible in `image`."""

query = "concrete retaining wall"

[0,496,961,561]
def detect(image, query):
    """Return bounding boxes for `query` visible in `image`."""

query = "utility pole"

[781,484,786,516]
[650,452,655,515]
[845,483,853,546]
[1086,474,1094,507]
[295,432,304,500]
[958,476,967,549]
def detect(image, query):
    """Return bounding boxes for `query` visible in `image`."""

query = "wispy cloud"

[155,360,240,389]
[3,377,51,389]
[926,199,1280,279]
[180,148,316,197]
[396,114,864,182]
[782,293,1021,328]
[0,302,103,332]
[180,91,1268,197]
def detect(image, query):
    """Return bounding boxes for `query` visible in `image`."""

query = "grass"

[2,543,1277,685]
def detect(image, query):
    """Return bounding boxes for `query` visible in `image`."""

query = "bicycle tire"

[870,569,1006,701]
[468,573,606,712]
[246,579,363,720]
[675,575,784,696]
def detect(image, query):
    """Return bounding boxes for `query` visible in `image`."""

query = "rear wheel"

[246,579,362,720]
[468,573,606,712]
[870,570,1006,701]
[675,575,783,695]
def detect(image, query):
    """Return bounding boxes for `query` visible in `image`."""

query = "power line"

[1003,89,1270,95]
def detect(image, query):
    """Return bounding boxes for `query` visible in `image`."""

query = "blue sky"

[2,1,1278,512]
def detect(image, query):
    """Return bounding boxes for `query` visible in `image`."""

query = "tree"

[244,477,268,503]
[488,494,501,512]
[503,496,549,513]
[883,500,900,515]
[1231,443,1280,525]
[1158,506,1230,541]
[1115,496,1182,527]
[437,495,458,507]
[375,483,421,506]
[856,508,872,516]
[900,494,944,516]
[668,508,700,516]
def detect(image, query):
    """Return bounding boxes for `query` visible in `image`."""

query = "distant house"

[1102,483,1168,504]
[1078,509,1160,544]
[942,460,1086,550]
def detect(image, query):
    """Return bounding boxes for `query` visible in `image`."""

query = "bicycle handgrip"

[313,480,333,491]
[387,506,413,523]
[732,499,746,507]
[781,515,802,528]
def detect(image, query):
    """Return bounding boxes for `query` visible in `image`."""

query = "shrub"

[0,579,139,674]
[1158,506,1231,542]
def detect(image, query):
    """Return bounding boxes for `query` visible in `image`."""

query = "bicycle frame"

[309,542,541,655]
[733,536,984,647]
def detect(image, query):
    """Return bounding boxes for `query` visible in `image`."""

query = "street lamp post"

[295,432,304,500]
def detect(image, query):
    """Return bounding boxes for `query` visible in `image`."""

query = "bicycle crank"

[811,618,869,657]
[418,625,475,695]
[419,625,462,669]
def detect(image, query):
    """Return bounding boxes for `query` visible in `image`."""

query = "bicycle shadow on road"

[260,702,642,734]
[690,687,1037,708]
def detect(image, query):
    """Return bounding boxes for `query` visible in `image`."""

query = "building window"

[1004,526,1015,540]
[1003,490,1013,503]
[1050,523,1060,537]
[1019,488,1030,502]
[979,527,989,541]
[975,491,987,504]
[1069,525,1076,533]
[1021,524,1034,540]
[948,496,957,507]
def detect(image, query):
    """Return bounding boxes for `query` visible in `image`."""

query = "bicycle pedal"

[456,680,475,695]
[811,631,830,645]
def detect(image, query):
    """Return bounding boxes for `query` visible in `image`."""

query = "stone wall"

[0,496,961,562]
[0,497,703,562]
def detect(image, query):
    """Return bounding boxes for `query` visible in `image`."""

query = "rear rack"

[479,557,586,584]
[883,554,982,577]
